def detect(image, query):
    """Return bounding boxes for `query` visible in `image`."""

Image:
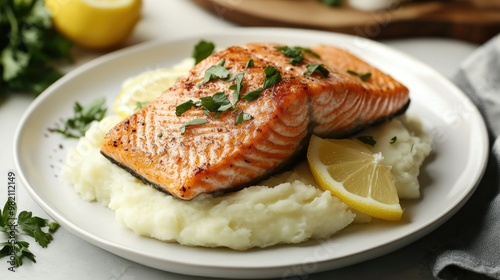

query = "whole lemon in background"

[45,0,142,50]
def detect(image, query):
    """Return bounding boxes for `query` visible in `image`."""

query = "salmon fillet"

[100,43,410,200]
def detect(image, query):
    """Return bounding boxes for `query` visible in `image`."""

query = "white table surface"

[0,0,480,279]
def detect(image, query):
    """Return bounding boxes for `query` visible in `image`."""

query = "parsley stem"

[5,5,18,47]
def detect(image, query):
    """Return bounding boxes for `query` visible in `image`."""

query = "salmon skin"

[100,43,410,200]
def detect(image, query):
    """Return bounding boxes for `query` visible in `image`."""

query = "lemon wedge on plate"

[307,135,403,221]
[113,58,194,118]
[45,0,142,49]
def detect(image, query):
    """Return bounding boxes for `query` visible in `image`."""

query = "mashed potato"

[356,116,432,199]
[62,114,431,250]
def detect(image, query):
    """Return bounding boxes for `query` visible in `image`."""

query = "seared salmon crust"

[100,43,410,200]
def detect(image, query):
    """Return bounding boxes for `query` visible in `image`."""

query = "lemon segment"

[307,135,403,221]
[113,58,194,118]
[45,0,142,49]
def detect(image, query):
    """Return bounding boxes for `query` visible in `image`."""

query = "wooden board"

[192,0,500,44]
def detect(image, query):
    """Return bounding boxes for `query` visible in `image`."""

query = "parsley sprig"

[181,118,208,135]
[176,91,232,119]
[241,65,282,101]
[304,64,330,77]
[0,200,59,267]
[48,98,107,138]
[274,46,320,65]
[347,70,372,81]
[0,0,72,95]
[198,59,229,85]
[274,45,331,79]
[192,40,215,64]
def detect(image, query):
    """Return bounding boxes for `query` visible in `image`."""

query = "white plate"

[14,28,488,279]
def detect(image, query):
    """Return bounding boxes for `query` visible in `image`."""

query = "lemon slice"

[113,58,194,118]
[307,135,403,221]
[45,0,142,49]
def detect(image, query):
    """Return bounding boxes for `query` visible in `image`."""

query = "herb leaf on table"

[0,200,59,268]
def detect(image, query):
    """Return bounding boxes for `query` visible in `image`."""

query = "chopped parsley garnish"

[262,65,282,89]
[175,99,196,116]
[245,59,254,68]
[200,91,232,118]
[48,98,107,138]
[347,70,372,81]
[192,40,215,64]
[0,200,59,268]
[157,132,163,138]
[181,118,207,135]
[177,63,283,134]
[390,136,397,144]
[304,64,330,77]
[274,46,304,65]
[357,135,376,146]
[228,72,244,104]
[242,65,282,101]
[198,59,229,85]
[235,111,253,125]
[274,46,320,65]
[242,88,263,102]
[180,92,233,116]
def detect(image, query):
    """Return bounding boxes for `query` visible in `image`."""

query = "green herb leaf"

[48,98,107,138]
[242,88,263,102]
[175,100,196,116]
[274,45,320,65]
[212,91,232,111]
[1,48,30,81]
[262,66,282,89]
[241,66,280,102]
[304,64,330,77]
[192,40,215,64]
[347,70,372,81]
[181,118,208,135]
[18,211,55,248]
[200,95,221,112]
[0,242,11,259]
[245,59,254,68]
[0,199,15,229]
[198,59,229,85]
[200,91,232,114]
[0,200,59,267]
[0,241,36,267]
[274,45,304,65]
[229,72,244,105]
[357,136,376,146]
[390,136,397,144]
[235,111,253,125]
